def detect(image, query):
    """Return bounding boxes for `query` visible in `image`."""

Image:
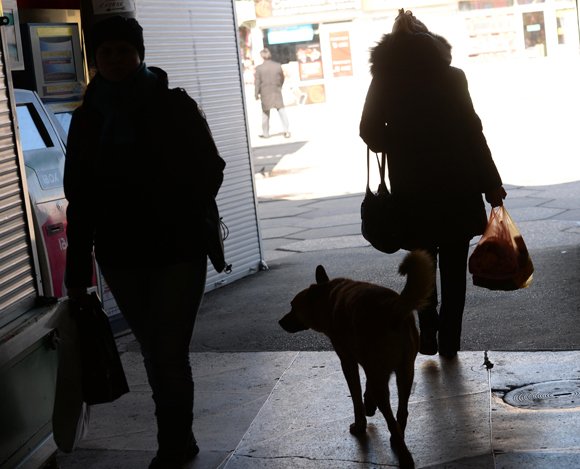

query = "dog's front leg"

[339,357,366,435]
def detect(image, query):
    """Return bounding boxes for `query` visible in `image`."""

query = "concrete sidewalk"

[56,350,580,469]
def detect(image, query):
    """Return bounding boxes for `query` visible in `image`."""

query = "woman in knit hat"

[64,15,226,468]
[359,10,506,359]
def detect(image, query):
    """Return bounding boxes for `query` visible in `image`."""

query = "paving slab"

[488,351,580,469]
[224,352,492,469]
[57,352,298,469]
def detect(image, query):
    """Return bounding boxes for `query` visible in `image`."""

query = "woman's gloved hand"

[485,186,507,207]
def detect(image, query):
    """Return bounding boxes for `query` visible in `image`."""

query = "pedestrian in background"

[63,16,225,468]
[359,9,506,358]
[254,48,291,138]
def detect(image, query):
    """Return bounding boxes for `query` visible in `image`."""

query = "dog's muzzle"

[279,312,308,333]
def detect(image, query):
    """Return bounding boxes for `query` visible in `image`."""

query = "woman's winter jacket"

[64,66,225,288]
[359,31,503,246]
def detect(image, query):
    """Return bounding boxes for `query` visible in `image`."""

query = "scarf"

[87,62,159,144]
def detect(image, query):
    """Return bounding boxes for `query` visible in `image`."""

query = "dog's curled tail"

[398,249,435,313]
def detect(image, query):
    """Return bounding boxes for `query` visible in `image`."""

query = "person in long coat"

[359,10,506,358]
[64,16,225,468]
[254,48,290,138]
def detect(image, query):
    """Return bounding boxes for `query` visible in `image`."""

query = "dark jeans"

[100,255,207,459]
[416,239,470,353]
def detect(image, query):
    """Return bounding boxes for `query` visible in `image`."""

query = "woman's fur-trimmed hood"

[369,31,452,77]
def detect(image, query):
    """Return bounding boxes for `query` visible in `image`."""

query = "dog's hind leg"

[338,357,367,435]
[395,362,415,435]
[367,377,415,469]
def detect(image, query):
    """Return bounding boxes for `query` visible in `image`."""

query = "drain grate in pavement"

[504,380,580,410]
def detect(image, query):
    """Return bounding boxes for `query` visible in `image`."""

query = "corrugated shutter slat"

[136,0,263,290]
[0,38,37,322]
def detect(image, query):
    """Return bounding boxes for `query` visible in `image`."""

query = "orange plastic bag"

[468,206,533,291]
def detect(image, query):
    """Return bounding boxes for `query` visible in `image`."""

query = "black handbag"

[360,148,400,254]
[74,292,130,405]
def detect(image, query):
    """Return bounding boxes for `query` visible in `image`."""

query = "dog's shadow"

[351,358,465,465]
[352,423,389,464]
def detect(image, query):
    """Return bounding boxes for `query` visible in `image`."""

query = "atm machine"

[14,88,70,298]
[14,90,119,332]
[11,15,124,329]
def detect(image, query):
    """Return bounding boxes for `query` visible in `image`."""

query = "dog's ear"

[315,265,329,284]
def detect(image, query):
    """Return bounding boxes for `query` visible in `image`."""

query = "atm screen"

[16,104,53,151]
[54,111,73,136]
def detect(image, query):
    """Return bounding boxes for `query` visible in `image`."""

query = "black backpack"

[166,84,231,274]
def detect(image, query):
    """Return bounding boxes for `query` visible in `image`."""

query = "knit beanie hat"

[92,15,145,61]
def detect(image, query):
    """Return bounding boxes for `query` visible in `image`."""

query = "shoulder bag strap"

[366,146,388,191]
[366,146,372,191]
[379,152,387,185]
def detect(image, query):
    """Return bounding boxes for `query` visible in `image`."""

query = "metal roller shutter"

[135,0,263,291]
[0,32,39,325]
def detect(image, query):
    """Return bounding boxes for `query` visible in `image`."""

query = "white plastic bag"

[49,300,90,452]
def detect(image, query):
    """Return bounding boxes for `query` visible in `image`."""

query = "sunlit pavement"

[248,58,580,201]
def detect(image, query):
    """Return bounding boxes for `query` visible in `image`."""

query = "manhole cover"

[504,380,580,410]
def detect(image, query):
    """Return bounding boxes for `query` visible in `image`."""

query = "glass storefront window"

[459,0,514,11]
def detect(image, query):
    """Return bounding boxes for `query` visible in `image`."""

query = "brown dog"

[279,250,434,469]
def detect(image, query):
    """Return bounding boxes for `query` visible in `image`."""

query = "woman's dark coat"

[63,67,225,288]
[359,31,502,246]
[254,59,285,111]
